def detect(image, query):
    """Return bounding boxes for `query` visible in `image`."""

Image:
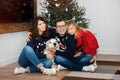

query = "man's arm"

[26,32,32,42]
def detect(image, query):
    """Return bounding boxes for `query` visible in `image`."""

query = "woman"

[67,20,99,69]
[14,17,56,75]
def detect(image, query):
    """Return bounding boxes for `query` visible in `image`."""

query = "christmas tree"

[40,0,89,28]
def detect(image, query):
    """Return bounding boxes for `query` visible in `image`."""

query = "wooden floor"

[0,54,120,80]
[0,62,70,80]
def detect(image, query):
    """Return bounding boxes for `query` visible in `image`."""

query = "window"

[0,0,37,33]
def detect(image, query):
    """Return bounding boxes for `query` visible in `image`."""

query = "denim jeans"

[74,53,93,66]
[54,56,84,71]
[18,46,53,72]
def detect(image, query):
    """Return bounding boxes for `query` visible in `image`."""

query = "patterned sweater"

[27,36,50,59]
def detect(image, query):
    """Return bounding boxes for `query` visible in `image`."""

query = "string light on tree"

[55,3,60,7]
[54,0,58,1]
[45,9,48,13]
[65,8,68,12]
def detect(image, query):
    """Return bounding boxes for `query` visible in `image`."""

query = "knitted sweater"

[75,29,99,56]
[49,28,76,60]
[27,36,50,59]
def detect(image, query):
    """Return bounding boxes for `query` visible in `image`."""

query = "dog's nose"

[54,43,56,46]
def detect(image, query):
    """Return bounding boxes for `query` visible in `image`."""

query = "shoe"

[82,64,95,72]
[51,63,58,69]
[43,68,56,75]
[56,65,67,71]
[93,63,97,69]
[14,67,26,74]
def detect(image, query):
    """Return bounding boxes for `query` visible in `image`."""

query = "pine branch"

[40,0,89,28]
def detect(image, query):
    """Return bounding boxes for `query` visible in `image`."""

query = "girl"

[14,17,56,75]
[67,20,99,69]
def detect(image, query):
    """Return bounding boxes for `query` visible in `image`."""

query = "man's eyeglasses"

[56,25,65,27]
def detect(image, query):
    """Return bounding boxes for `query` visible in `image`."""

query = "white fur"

[44,38,59,55]
[44,38,66,71]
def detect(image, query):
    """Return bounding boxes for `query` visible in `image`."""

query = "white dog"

[44,38,59,55]
[44,38,66,71]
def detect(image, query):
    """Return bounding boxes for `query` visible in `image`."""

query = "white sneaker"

[93,63,97,69]
[56,65,67,71]
[82,64,95,72]
[14,67,26,74]
[43,68,56,75]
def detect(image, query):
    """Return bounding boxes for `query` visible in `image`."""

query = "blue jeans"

[74,53,93,66]
[54,56,84,71]
[18,46,53,72]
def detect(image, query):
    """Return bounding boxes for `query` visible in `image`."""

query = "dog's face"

[46,38,59,50]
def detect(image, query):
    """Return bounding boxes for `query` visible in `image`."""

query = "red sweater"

[75,29,99,56]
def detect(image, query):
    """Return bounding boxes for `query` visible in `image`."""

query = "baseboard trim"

[0,55,18,67]
[97,54,120,62]
[97,61,120,66]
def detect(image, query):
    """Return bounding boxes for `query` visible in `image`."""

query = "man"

[49,18,95,71]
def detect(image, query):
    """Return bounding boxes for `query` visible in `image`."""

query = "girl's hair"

[30,16,50,40]
[66,20,79,30]
[67,20,82,39]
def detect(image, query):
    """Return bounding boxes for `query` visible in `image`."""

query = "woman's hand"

[46,48,56,60]
[26,32,32,42]
[46,53,54,60]
[48,48,56,53]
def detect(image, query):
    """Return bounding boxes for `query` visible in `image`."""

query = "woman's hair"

[30,16,50,40]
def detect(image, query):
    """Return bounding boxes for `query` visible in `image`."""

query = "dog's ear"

[46,40,50,49]
[56,41,60,50]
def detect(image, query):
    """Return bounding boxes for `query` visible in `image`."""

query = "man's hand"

[74,52,83,57]
[26,32,32,42]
